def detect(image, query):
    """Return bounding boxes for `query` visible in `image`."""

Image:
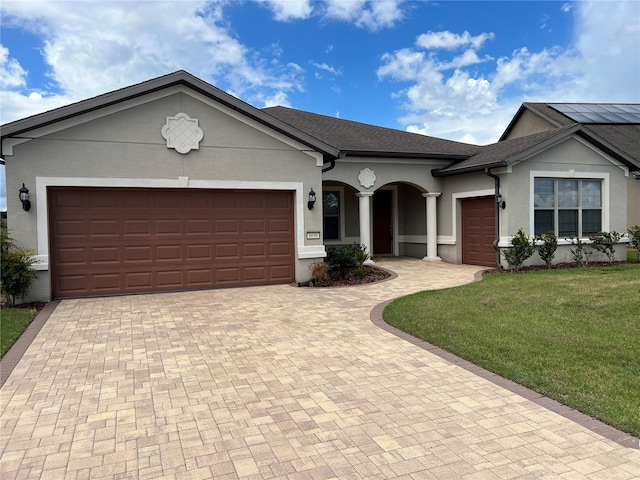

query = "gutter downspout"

[322,158,335,173]
[485,168,502,268]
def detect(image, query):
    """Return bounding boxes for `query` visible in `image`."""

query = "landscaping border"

[370,298,640,450]
[0,301,59,388]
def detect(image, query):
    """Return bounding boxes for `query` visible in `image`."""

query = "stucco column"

[423,192,441,261]
[356,192,374,261]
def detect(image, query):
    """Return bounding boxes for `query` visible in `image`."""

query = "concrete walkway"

[1,258,639,479]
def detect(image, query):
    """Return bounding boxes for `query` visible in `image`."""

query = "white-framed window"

[323,189,341,240]
[533,178,602,237]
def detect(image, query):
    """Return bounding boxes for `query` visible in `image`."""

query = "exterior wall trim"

[450,188,495,244]
[35,176,318,270]
[528,171,610,237]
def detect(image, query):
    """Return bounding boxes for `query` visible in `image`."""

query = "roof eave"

[342,150,472,160]
[431,160,506,177]
[1,70,340,159]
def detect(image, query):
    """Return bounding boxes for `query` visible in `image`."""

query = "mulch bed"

[309,265,391,287]
[485,261,637,274]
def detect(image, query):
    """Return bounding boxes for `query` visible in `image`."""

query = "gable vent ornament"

[358,168,376,189]
[161,113,203,154]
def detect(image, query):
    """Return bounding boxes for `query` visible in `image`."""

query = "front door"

[373,190,393,255]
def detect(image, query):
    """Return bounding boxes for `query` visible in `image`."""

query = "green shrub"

[628,225,640,263]
[1,229,38,306]
[502,228,535,271]
[535,232,558,268]
[589,231,622,263]
[309,261,330,286]
[326,244,360,279]
[354,245,371,279]
[568,237,592,267]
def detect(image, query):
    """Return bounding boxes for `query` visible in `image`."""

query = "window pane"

[323,192,339,215]
[558,180,578,207]
[534,210,554,236]
[323,216,339,240]
[582,209,601,236]
[582,180,601,208]
[558,210,578,237]
[534,178,555,207]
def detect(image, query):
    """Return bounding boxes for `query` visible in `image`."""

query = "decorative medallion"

[161,113,204,154]
[358,168,376,188]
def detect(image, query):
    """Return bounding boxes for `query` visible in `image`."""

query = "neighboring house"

[1,71,638,301]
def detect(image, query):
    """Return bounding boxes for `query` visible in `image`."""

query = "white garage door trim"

[35,176,323,270]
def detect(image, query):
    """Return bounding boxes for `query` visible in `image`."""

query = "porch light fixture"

[307,188,316,210]
[496,193,506,210]
[19,183,31,211]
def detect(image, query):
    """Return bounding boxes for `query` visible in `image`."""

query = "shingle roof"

[1,70,340,158]
[501,103,640,166]
[434,125,581,176]
[262,106,480,158]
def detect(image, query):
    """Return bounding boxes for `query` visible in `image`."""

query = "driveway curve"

[1,258,639,479]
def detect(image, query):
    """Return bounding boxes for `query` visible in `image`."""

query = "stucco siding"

[4,91,325,300]
[503,109,556,140]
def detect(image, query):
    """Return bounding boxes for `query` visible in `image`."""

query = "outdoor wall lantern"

[307,188,316,210]
[19,183,31,211]
[496,193,506,210]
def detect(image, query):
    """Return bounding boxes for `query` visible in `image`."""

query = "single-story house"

[2,71,638,301]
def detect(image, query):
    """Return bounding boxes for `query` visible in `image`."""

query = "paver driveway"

[1,258,639,479]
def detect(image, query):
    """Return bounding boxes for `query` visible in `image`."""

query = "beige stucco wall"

[499,136,630,267]
[4,88,326,301]
[502,109,555,140]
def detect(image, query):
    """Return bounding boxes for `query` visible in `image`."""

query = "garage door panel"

[461,196,496,267]
[49,187,294,298]
[216,268,239,284]
[91,247,120,264]
[156,245,182,261]
[243,219,265,233]
[124,220,151,236]
[186,245,211,260]
[156,220,182,235]
[215,244,240,258]
[243,243,265,257]
[215,219,239,234]
[56,247,87,265]
[244,266,267,281]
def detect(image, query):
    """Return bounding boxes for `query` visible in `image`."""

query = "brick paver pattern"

[1,258,639,479]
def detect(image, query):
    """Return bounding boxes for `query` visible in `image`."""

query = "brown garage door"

[48,187,295,298]
[461,196,496,267]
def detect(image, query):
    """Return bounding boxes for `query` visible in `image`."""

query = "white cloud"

[0,0,306,124]
[311,61,342,75]
[378,0,640,144]
[260,0,313,21]
[416,31,494,50]
[324,0,405,31]
[0,45,27,89]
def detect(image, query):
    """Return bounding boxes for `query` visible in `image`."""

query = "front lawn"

[0,307,39,359]
[384,264,640,437]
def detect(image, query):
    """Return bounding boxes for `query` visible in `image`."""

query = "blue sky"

[1,0,639,211]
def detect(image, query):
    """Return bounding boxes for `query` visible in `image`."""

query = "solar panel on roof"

[549,103,640,124]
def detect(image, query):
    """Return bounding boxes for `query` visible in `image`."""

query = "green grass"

[384,264,640,437]
[1,307,38,359]
[629,249,639,263]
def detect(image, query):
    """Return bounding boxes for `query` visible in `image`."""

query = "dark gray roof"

[434,125,581,176]
[1,70,340,158]
[500,102,640,166]
[262,106,480,158]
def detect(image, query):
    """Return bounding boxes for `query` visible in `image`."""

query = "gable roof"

[0,70,340,158]
[500,102,640,166]
[262,106,480,159]
[435,121,640,176]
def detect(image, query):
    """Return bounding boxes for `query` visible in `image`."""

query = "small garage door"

[461,196,496,267]
[48,187,295,298]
